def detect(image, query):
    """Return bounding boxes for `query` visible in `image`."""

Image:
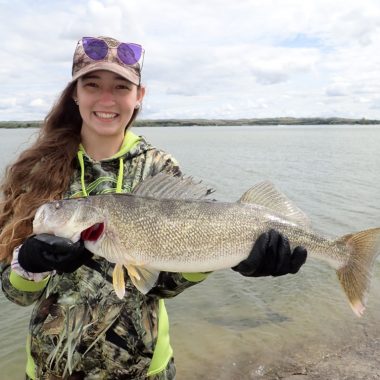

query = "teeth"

[95,112,117,119]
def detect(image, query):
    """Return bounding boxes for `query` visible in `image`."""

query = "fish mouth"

[81,223,105,241]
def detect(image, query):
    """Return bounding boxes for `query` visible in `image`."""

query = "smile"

[94,111,118,119]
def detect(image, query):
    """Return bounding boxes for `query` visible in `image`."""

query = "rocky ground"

[260,336,380,380]
[176,335,380,380]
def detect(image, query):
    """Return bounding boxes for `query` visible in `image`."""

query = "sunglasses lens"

[117,43,142,65]
[82,38,108,60]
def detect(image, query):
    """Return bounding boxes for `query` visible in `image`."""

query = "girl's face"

[76,70,145,139]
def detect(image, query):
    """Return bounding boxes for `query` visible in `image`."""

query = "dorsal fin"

[132,172,214,200]
[239,181,311,227]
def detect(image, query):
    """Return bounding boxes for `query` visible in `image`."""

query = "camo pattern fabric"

[68,136,181,198]
[1,136,201,379]
[24,358,176,380]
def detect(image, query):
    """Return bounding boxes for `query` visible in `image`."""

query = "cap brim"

[71,61,140,86]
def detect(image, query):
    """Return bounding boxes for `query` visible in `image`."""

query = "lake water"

[0,125,379,379]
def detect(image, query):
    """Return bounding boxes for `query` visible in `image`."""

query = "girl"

[0,36,306,380]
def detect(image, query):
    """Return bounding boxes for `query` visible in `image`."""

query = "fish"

[32,173,380,317]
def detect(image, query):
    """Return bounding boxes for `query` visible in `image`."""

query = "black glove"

[232,229,307,277]
[18,234,93,274]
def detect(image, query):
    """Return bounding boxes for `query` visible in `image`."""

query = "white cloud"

[29,98,48,108]
[1,0,380,120]
[0,98,17,110]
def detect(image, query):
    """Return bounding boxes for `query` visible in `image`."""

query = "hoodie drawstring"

[77,150,88,197]
[116,157,124,194]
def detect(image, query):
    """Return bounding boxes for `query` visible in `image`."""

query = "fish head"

[33,197,104,242]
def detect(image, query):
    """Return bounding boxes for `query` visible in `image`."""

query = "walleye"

[32,173,380,317]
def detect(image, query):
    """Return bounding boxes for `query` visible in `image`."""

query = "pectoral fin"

[125,264,160,294]
[112,263,126,299]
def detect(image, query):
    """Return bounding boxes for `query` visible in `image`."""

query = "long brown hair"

[0,81,140,263]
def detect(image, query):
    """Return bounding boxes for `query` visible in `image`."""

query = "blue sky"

[1,0,380,120]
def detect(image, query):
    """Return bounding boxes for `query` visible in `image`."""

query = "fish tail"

[336,227,380,317]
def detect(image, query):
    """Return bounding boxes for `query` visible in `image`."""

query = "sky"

[1,0,380,121]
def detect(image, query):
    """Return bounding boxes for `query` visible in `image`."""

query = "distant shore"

[1,117,380,129]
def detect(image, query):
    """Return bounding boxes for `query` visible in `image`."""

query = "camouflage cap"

[71,36,143,86]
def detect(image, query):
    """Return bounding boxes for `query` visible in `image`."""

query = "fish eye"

[54,201,61,210]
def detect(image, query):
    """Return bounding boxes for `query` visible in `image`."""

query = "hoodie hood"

[78,130,150,162]
[69,131,156,198]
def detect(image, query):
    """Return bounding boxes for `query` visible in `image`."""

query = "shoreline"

[1,118,380,129]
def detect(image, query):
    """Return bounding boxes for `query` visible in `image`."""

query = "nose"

[98,89,116,106]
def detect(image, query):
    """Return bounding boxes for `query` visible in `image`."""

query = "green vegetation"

[0,121,42,128]
[0,117,379,129]
[134,117,380,127]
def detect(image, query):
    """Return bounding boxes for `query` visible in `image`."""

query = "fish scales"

[111,196,260,270]
[87,195,347,272]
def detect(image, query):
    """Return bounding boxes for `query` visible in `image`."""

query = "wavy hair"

[0,81,140,263]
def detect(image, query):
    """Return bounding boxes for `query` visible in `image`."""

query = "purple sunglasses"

[82,37,144,66]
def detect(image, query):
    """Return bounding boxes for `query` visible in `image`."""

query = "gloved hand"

[232,229,307,277]
[18,234,93,274]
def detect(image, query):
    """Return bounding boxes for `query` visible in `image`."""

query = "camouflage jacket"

[1,132,208,380]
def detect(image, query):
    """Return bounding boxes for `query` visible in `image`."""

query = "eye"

[54,201,61,210]
[116,84,131,90]
[85,82,98,88]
